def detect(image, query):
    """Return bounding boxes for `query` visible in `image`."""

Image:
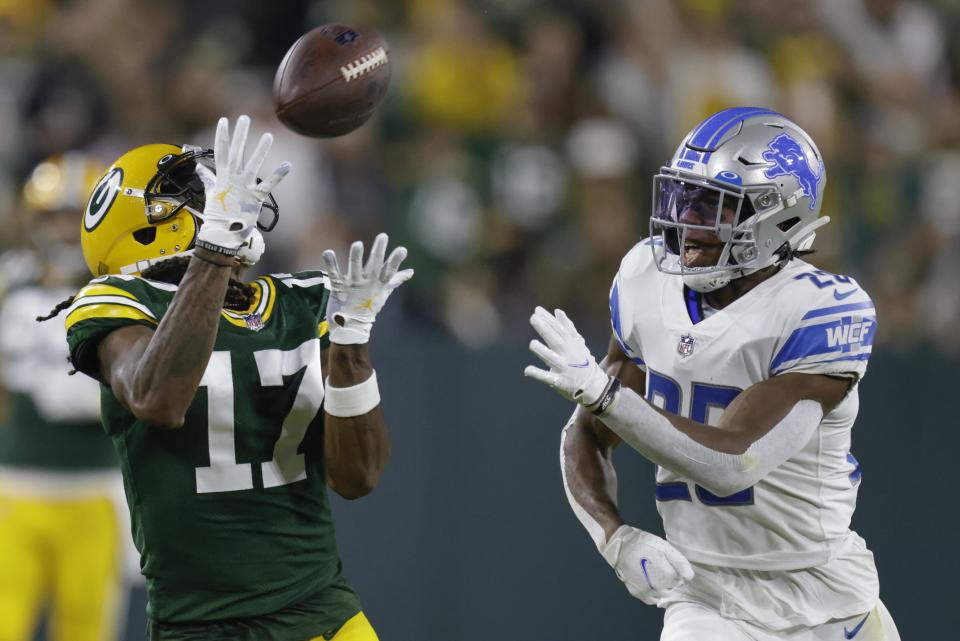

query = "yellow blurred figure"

[0,153,126,641]
[406,0,523,132]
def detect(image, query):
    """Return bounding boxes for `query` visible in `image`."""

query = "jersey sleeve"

[271,271,333,348]
[609,242,651,370]
[65,276,162,380]
[769,274,877,381]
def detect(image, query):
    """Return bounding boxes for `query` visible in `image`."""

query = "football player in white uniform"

[525,108,900,640]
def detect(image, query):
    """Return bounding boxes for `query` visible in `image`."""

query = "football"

[273,24,391,138]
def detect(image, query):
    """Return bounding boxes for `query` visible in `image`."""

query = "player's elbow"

[115,379,188,429]
[127,396,186,429]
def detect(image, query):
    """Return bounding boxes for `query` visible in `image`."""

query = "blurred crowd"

[1,0,958,353]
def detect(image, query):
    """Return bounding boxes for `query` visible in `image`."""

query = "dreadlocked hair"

[35,255,257,322]
[36,297,75,322]
[142,256,256,310]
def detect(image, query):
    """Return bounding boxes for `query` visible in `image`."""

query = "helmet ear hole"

[778,217,800,232]
[132,227,157,245]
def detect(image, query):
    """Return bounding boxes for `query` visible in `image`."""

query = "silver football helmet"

[650,107,829,292]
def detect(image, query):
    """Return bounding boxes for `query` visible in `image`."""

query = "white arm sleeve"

[559,409,607,550]
[599,388,823,496]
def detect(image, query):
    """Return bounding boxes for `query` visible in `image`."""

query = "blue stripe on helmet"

[684,107,783,165]
[700,108,781,163]
[690,107,780,149]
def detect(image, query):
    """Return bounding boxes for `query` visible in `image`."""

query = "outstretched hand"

[322,233,414,345]
[194,115,291,255]
[524,306,611,407]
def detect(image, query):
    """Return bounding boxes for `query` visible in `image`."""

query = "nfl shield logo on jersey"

[677,334,696,357]
[244,313,264,331]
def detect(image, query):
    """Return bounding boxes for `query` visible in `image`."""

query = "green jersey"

[65,271,361,635]
[0,283,115,470]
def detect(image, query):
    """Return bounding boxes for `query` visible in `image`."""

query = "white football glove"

[194,115,290,256]
[601,525,695,605]
[524,306,611,407]
[321,233,414,345]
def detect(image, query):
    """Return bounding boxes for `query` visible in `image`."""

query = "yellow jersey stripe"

[220,279,277,329]
[261,277,277,320]
[317,320,329,339]
[74,284,139,302]
[65,303,158,330]
[220,281,263,327]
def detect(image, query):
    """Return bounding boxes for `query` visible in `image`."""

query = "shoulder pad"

[65,275,165,332]
[770,265,876,378]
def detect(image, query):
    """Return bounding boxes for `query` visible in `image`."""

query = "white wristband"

[324,371,381,417]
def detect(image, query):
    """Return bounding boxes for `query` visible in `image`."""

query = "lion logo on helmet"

[762,133,822,211]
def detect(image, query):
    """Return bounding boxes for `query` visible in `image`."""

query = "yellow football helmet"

[80,143,279,277]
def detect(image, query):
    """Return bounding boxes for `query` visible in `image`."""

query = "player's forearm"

[598,387,822,496]
[116,250,232,427]
[562,412,625,546]
[324,343,390,499]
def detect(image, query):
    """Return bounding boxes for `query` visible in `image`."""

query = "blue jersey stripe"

[801,301,875,320]
[847,452,862,483]
[770,316,877,371]
[655,482,692,502]
[771,352,872,376]
[610,280,633,358]
[684,286,704,324]
[696,485,755,506]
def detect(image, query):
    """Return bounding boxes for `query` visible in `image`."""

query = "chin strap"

[118,229,264,276]
[119,250,194,275]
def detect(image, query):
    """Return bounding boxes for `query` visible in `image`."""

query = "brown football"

[273,24,391,138]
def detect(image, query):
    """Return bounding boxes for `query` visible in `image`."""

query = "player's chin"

[681,247,722,268]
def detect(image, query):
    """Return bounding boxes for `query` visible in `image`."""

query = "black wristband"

[589,378,621,416]
[194,238,239,257]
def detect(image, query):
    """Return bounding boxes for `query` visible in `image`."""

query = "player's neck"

[702,265,780,310]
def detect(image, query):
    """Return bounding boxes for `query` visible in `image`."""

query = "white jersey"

[610,239,880,626]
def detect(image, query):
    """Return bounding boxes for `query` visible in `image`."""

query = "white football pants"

[661,600,900,641]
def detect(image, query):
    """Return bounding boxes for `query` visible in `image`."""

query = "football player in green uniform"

[0,153,127,641]
[51,116,410,641]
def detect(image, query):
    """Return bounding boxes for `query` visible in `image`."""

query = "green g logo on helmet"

[83,168,124,232]
[80,144,200,277]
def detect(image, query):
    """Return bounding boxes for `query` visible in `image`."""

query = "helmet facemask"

[650,168,768,292]
[142,149,281,232]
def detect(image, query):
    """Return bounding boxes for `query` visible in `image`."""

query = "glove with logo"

[321,233,414,345]
[601,525,695,605]
[524,306,613,410]
[194,115,290,257]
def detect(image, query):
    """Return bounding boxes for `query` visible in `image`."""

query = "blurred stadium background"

[1,0,958,639]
